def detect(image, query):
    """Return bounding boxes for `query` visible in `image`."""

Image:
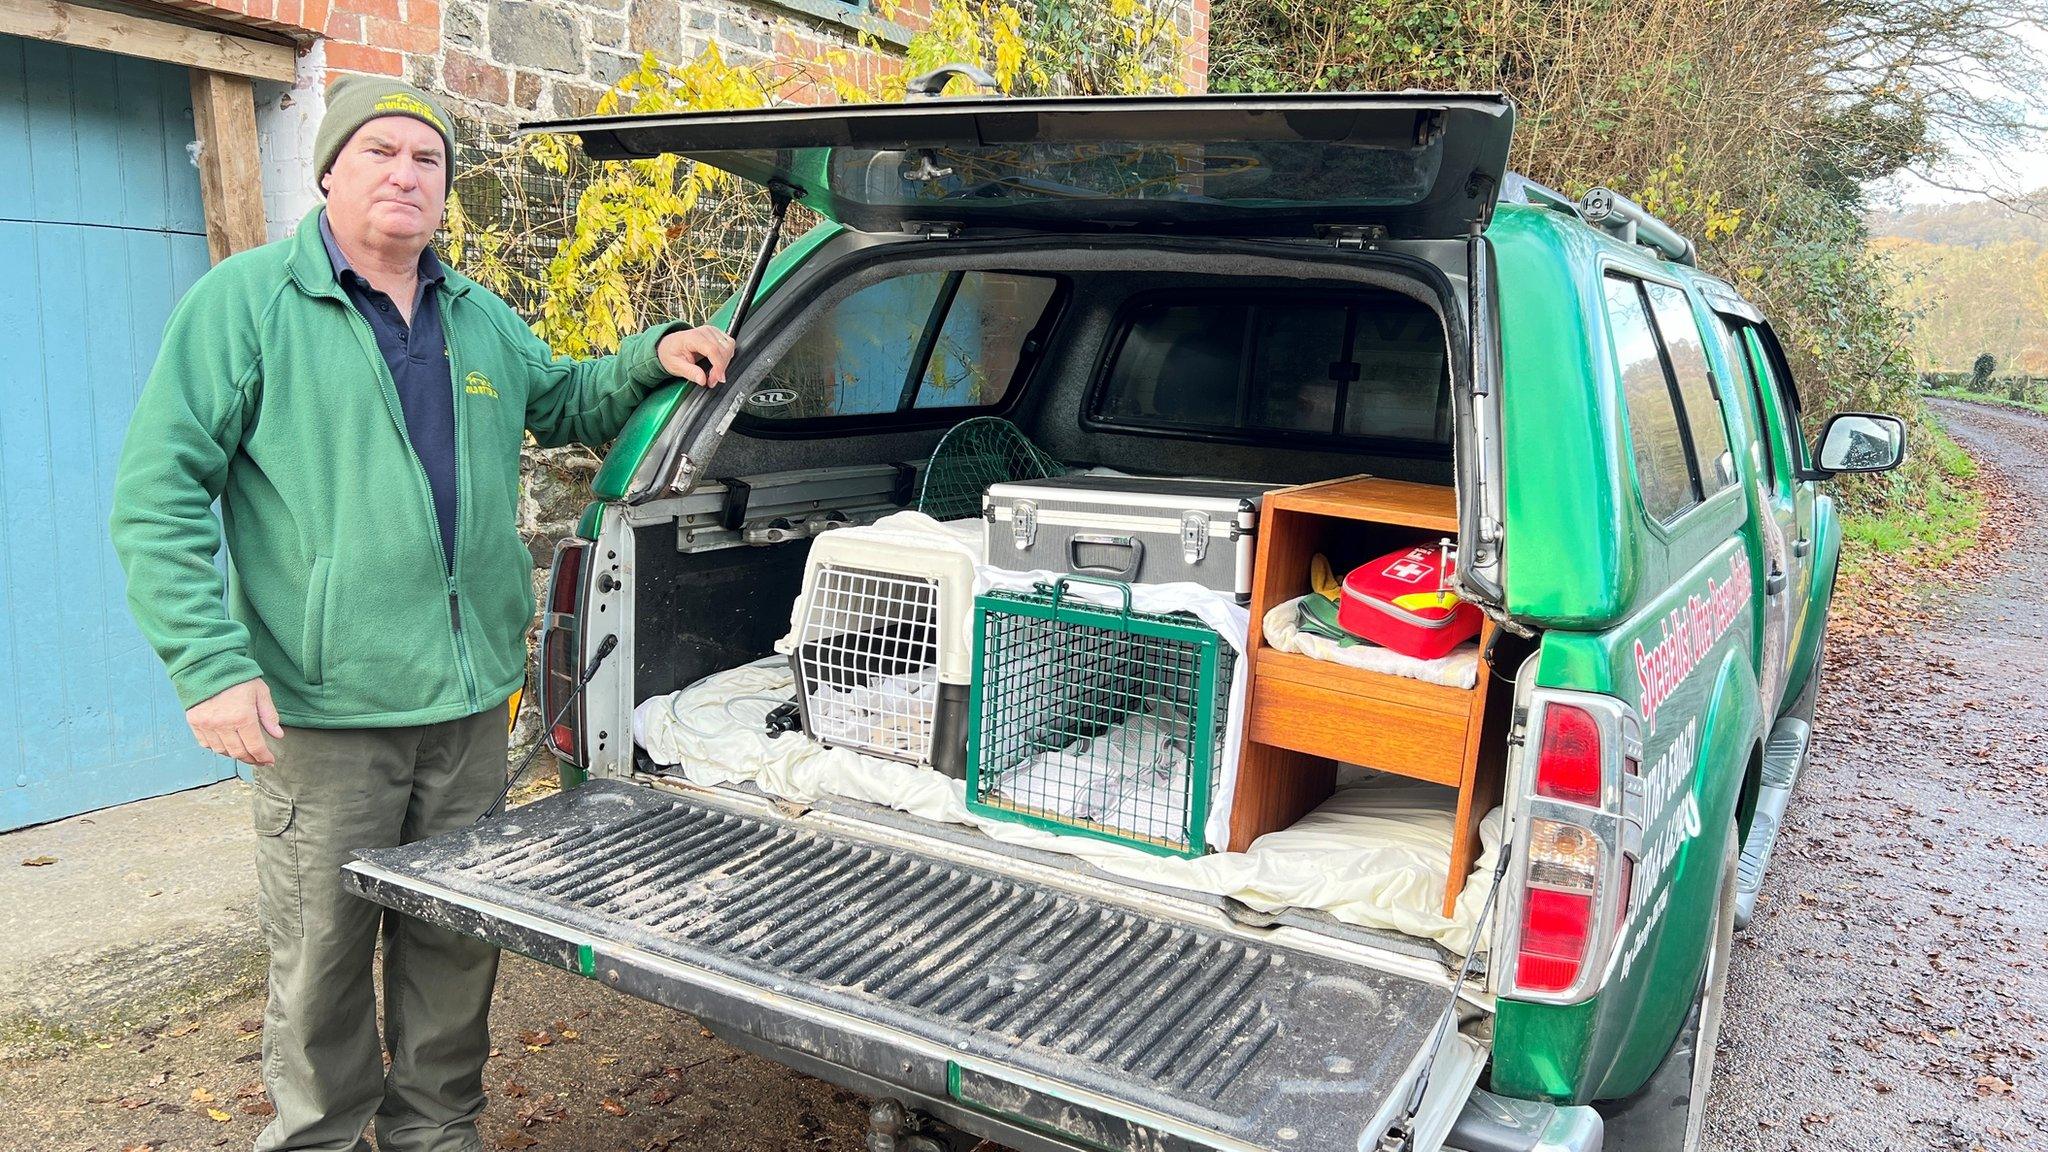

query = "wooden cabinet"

[1230,476,1508,914]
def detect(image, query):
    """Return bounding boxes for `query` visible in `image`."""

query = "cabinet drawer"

[1244,671,1470,786]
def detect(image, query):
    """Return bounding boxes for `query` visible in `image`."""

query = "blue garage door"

[0,35,232,830]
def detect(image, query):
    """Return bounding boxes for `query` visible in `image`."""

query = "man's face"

[320,115,447,254]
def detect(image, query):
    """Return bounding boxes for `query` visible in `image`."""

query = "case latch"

[1180,510,1210,564]
[1012,500,1038,550]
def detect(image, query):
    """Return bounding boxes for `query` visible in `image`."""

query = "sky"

[1874,22,2048,206]
[1882,159,2048,207]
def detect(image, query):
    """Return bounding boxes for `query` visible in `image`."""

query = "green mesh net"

[915,417,1064,522]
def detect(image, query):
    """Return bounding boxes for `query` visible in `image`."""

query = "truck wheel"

[1598,824,1738,1151]
[1681,828,1739,1152]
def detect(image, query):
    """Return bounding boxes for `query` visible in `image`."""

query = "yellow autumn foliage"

[447,0,1188,358]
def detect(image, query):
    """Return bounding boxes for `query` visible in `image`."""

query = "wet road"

[1703,399,2048,1151]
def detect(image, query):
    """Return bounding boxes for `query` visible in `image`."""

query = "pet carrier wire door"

[966,576,1233,857]
[776,535,975,777]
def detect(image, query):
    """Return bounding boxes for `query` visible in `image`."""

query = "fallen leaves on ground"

[20,856,55,867]
[513,1094,566,1127]
[1973,1075,2014,1096]
[599,1098,629,1117]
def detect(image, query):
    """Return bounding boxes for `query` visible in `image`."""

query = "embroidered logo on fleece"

[464,371,498,399]
[372,93,449,135]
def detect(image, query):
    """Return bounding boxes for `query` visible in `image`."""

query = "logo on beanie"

[464,371,497,400]
[372,92,448,135]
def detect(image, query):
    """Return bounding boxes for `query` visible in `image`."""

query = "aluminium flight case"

[982,475,1280,602]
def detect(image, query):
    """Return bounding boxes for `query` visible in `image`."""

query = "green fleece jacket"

[110,208,687,727]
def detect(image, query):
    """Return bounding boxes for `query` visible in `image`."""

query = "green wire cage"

[966,577,1234,857]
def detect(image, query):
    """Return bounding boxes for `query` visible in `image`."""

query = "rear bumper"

[1445,1090,1604,1152]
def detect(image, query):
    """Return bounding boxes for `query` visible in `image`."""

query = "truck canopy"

[523,93,1515,239]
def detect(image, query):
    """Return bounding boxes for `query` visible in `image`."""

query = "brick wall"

[169,0,1207,235]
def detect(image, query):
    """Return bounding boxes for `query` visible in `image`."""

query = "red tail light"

[1515,886,1595,992]
[1506,695,1643,1004]
[550,542,586,613]
[1515,817,1601,993]
[1535,703,1602,805]
[541,542,590,762]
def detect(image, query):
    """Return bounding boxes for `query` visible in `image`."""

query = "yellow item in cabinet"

[1309,553,1342,602]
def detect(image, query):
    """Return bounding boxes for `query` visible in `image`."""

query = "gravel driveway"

[1703,398,2048,1151]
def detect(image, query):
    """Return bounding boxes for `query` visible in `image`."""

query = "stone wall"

[428,0,932,117]
[182,0,1208,236]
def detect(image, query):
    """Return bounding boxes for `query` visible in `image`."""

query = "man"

[108,78,733,1152]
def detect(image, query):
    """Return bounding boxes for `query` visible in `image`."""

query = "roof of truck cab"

[1488,202,1762,320]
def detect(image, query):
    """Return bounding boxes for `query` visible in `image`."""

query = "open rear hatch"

[523,93,1514,239]
[343,780,1482,1152]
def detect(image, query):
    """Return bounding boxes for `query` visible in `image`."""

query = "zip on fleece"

[442,311,481,711]
[328,280,482,714]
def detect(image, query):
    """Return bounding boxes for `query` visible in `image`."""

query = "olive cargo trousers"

[246,707,507,1152]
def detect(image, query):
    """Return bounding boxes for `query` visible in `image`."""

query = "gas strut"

[629,180,798,505]
[479,633,616,823]
[1379,837,1517,1152]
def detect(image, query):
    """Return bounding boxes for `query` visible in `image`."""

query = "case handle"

[1044,574,1135,624]
[1066,533,1144,582]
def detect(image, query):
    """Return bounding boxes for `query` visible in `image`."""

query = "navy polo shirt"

[320,213,459,570]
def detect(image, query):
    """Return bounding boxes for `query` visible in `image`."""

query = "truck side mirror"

[1811,413,1906,476]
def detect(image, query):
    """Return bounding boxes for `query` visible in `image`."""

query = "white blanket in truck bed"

[1262,596,1482,689]
[634,661,1502,956]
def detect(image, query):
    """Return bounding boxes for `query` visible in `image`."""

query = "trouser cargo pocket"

[249,779,302,939]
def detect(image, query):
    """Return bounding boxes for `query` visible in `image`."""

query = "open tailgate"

[343,780,1478,1152]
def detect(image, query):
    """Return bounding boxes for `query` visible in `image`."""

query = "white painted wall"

[253,41,327,243]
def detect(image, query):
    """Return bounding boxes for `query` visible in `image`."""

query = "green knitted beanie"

[314,76,456,195]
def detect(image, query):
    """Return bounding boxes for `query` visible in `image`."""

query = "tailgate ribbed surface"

[350,781,1444,1149]
[473,800,1280,1097]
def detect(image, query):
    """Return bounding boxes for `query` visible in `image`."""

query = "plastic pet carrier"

[776,534,975,777]
[966,576,1234,857]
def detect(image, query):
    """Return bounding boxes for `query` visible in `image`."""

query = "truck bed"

[342,780,1469,1152]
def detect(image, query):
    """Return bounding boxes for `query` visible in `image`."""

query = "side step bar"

[1734,717,1810,929]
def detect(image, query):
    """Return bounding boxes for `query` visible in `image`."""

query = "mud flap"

[344,780,1471,1152]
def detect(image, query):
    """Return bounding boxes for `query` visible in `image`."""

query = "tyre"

[1597,823,1739,1152]
[1683,830,1739,1151]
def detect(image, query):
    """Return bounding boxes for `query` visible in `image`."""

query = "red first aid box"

[1338,543,1484,660]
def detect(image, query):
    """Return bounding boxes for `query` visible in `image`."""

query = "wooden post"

[189,70,268,262]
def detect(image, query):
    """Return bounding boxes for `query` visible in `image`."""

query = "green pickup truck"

[342,89,1905,1152]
